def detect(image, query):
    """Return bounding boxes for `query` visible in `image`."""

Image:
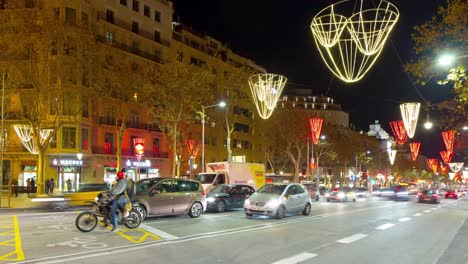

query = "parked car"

[133,178,207,220]
[64,183,109,207]
[325,187,356,202]
[418,189,440,204]
[445,189,459,199]
[244,183,311,219]
[354,187,370,198]
[374,188,394,197]
[302,183,320,201]
[206,184,255,212]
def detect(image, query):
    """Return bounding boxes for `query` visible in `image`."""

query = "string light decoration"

[426,158,439,174]
[400,102,420,138]
[187,139,201,159]
[448,162,464,173]
[409,142,421,161]
[248,73,287,119]
[389,121,407,145]
[441,130,456,153]
[449,172,456,180]
[439,164,448,175]
[310,0,399,82]
[309,117,324,145]
[13,125,53,154]
[388,149,396,165]
[440,150,454,164]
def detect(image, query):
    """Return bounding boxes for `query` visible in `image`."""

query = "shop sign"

[52,159,83,166]
[125,159,151,167]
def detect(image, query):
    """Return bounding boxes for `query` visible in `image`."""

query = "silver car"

[243,183,311,219]
[133,178,207,220]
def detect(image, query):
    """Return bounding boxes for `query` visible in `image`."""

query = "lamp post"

[201,101,226,172]
[76,152,82,191]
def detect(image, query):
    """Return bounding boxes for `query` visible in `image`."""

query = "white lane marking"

[432,208,438,210]
[398,217,411,222]
[202,214,229,218]
[375,223,395,230]
[424,210,431,213]
[272,252,317,264]
[139,224,179,240]
[413,213,422,216]
[336,233,368,244]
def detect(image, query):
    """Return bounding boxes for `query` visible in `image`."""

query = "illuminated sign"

[134,138,145,156]
[125,159,151,167]
[52,159,83,166]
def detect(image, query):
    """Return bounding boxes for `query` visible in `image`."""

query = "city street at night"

[2,197,468,264]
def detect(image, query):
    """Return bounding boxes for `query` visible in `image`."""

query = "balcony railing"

[96,35,163,63]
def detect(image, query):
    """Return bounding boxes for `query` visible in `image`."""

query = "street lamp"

[438,54,468,66]
[201,101,226,172]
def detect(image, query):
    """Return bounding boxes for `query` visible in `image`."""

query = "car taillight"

[432,194,438,197]
[202,191,206,196]
[418,192,422,196]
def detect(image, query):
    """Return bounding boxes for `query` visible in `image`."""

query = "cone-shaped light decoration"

[448,162,464,173]
[310,0,399,82]
[400,102,420,138]
[440,150,454,164]
[409,142,421,161]
[388,149,397,165]
[249,74,287,119]
[389,121,408,145]
[309,161,318,170]
[449,172,456,180]
[426,158,439,174]
[439,163,448,174]
[309,118,324,145]
[441,130,456,152]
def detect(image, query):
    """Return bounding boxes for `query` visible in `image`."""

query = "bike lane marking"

[0,215,25,261]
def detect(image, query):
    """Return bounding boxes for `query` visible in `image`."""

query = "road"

[1,197,468,264]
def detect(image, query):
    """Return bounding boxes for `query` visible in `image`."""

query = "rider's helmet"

[117,171,125,179]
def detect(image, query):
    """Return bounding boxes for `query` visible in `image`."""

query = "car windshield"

[195,174,217,184]
[136,178,164,193]
[210,185,231,193]
[257,184,286,195]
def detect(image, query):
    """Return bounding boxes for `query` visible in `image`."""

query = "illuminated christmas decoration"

[400,102,420,138]
[248,73,287,119]
[388,149,396,165]
[449,172,456,180]
[309,118,324,145]
[187,139,201,159]
[389,121,407,145]
[133,138,144,161]
[309,162,318,170]
[439,150,454,164]
[441,130,456,152]
[448,162,464,173]
[409,142,420,161]
[426,158,438,174]
[310,0,399,82]
[13,125,53,154]
[439,164,448,174]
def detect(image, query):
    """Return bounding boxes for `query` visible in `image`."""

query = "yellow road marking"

[116,228,161,244]
[0,215,25,261]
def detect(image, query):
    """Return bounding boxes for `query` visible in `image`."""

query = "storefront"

[124,159,160,181]
[50,157,83,192]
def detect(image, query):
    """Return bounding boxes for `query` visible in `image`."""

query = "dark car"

[206,184,255,212]
[418,189,440,204]
[390,185,410,201]
[445,190,459,199]
[302,183,320,201]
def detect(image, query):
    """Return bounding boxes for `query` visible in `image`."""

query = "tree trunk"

[172,124,177,176]
[37,148,45,195]
[225,111,232,162]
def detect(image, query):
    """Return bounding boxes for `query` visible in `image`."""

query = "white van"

[195,162,265,192]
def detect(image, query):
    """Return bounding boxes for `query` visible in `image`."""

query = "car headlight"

[206,197,216,203]
[244,199,250,207]
[94,197,98,201]
[266,199,281,208]
[337,192,345,198]
[324,193,330,197]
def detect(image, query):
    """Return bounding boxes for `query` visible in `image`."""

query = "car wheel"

[133,204,147,220]
[245,213,253,218]
[216,201,226,213]
[353,198,356,202]
[188,202,203,218]
[326,199,330,202]
[276,205,286,219]
[303,203,311,216]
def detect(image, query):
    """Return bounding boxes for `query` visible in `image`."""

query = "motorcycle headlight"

[266,199,281,208]
[206,197,216,203]
[94,197,98,201]
[337,192,346,198]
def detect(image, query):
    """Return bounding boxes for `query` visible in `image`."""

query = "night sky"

[172,0,452,158]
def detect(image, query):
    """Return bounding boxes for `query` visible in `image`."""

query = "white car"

[244,183,311,219]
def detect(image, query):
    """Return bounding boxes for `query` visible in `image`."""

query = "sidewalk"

[0,192,65,210]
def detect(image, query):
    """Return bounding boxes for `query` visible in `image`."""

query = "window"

[25,0,34,8]
[154,10,161,22]
[154,30,160,42]
[176,51,183,62]
[105,32,114,44]
[82,96,89,117]
[63,96,75,114]
[50,134,57,149]
[104,133,113,154]
[53,8,59,18]
[81,128,89,151]
[62,127,76,149]
[153,138,160,157]
[120,0,127,6]
[106,10,114,23]
[144,5,150,17]
[131,111,139,128]
[132,21,139,33]
[0,1,5,10]
[65,8,76,25]
[132,0,139,12]
[81,12,88,27]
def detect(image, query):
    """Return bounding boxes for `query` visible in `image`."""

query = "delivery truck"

[195,162,265,192]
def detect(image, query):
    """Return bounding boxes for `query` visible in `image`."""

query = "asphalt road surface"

[1,196,468,264]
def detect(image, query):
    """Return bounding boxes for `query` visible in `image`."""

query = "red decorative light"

[409,142,420,161]
[439,150,454,164]
[426,158,438,174]
[104,142,111,154]
[186,139,201,159]
[309,118,324,145]
[441,130,456,152]
[439,164,448,174]
[153,145,160,157]
[309,162,317,170]
[133,138,145,156]
[389,121,408,145]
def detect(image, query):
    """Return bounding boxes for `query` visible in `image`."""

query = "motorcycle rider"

[108,171,128,231]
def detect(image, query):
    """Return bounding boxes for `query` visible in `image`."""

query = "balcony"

[96,35,163,63]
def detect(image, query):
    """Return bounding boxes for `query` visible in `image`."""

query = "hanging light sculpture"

[400,102,420,138]
[448,162,464,173]
[441,130,456,152]
[426,158,439,174]
[388,149,396,165]
[409,142,420,161]
[389,121,407,145]
[309,161,318,170]
[310,0,399,82]
[449,172,456,180]
[186,139,201,159]
[439,150,454,164]
[439,164,448,174]
[309,117,324,145]
[14,125,38,154]
[248,73,287,119]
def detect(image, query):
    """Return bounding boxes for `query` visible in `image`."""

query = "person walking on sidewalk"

[31,178,36,193]
[45,179,50,195]
[48,179,55,195]
[26,178,31,197]
[10,178,18,197]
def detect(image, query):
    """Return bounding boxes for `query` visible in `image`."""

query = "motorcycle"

[75,192,142,232]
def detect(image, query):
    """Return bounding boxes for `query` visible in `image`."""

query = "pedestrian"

[31,178,36,193]
[45,179,50,195]
[48,178,54,195]
[10,178,18,197]
[26,178,31,197]
[66,179,72,192]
